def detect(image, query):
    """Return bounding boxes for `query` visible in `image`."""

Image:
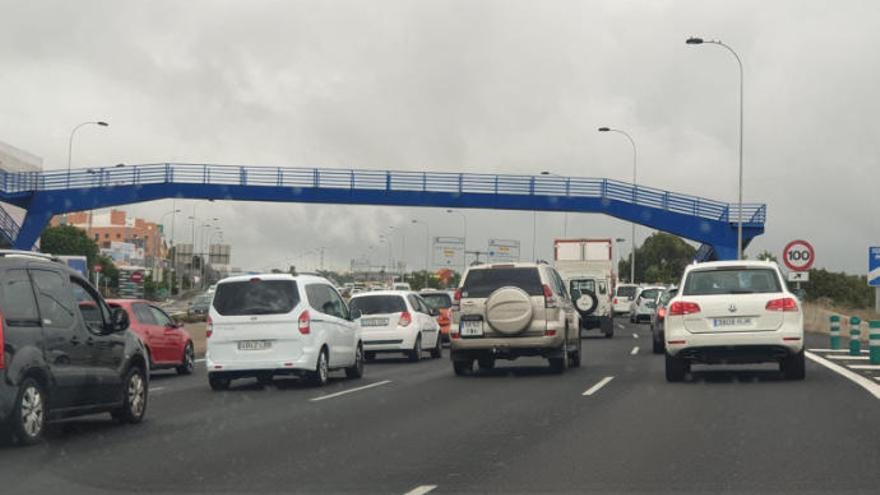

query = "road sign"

[130,270,144,283]
[487,239,520,263]
[432,237,464,270]
[869,247,880,287]
[94,265,103,273]
[787,271,809,282]
[783,240,815,272]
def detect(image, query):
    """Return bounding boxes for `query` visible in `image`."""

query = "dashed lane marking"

[632,333,639,339]
[310,380,392,402]
[582,376,615,396]
[630,346,639,355]
[805,351,880,400]
[848,364,880,370]
[827,355,869,361]
[616,323,626,330]
[404,485,438,495]
[809,348,868,354]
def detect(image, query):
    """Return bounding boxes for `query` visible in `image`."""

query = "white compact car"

[664,261,805,382]
[612,283,638,315]
[349,291,442,362]
[206,274,364,390]
[630,286,664,323]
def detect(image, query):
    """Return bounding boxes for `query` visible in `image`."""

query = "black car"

[0,251,149,445]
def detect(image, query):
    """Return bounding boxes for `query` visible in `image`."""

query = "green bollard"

[870,321,880,365]
[830,315,841,350]
[849,316,861,356]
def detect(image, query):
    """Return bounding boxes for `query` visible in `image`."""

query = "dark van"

[0,251,149,445]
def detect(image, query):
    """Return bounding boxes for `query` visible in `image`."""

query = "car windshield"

[421,293,452,309]
[212,280,299,315]
[683,268,783,296]
[349,295,407,315]
[616,286,637,298]
[461,267,543,298]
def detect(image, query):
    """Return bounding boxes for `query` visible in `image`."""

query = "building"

[53,210,167,266]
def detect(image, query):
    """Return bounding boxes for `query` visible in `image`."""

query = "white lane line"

[149,387,166,393]
[582,376,614,396]
[805,351,880,400]
[848,364,880,370]
[630,346,639,355]
[632,333,639,339]
[404,485,438,495]
[809,348,868,354]
[616,323,626,330]
[310,380,392,402]
[195,358,206,363]
[827,355,869,361]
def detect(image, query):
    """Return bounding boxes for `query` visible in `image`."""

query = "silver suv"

[450,263,582,374]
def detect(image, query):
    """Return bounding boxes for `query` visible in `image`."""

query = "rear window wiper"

[729,289,757,294]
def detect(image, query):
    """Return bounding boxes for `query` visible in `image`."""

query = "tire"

[176,342,195,375]
[665,353,687,382]
[364,351,376,362]
[453,359,473,376]
[345,344,364,379]
[477,356,495,370]
[601,317,613,338]
[408,335,422,363]
[781,350,806,380]
[549,342,569,374]
[307,348,330,386]
[430,335,442,359]
[111,366,148,424]
[11,377,46,446]
[652,334,664,354]
[209,372,231,391]
[571,332,583,368]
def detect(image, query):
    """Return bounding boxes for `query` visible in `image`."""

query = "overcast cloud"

[1,0,878,273]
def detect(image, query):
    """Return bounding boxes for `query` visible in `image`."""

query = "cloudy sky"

[1,0,877,274]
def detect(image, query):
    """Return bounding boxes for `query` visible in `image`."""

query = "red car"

[108,299,195,375]
[419,290,454,342]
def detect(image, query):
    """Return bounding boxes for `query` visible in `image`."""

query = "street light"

[686,36,745,260]
[445,209,467,273]
[412,219,430,288]
[614,237,627,282]
[541,171,568,237]
[599,126,638,284]
[67,121,109,187]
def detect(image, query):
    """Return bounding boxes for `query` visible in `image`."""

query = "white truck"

[554,238,616,338]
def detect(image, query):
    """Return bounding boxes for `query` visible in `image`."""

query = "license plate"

[361,318,389,327]
[713,317,752,328]
[460,319,483,337]
[238,340,271,351]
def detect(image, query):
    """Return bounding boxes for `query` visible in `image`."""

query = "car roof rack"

[0,249,61,262]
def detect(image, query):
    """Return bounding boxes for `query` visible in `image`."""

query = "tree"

[40,225,100,266]
[755,250,778,262]
[617,232,696,284]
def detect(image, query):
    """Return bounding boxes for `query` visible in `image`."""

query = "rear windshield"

[421,293,452,309]
[659,289,678,305]
[350,295,407,315]
[570,279,596,294]
[461,267,543,298]
[616,286,636,298]
[639,288,662,301]
[683,268,782,296]
[212,280,299,316]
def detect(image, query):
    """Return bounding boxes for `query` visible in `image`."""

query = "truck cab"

[553,239,616,338]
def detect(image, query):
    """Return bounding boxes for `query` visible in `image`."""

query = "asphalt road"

[2,319,879,494]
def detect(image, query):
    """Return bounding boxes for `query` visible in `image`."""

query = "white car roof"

[687,260,779,272]
[350,290,414,298]
[217,273,331,285]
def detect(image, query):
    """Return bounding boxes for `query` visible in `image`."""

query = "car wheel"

[308,348,330,386]
[570,333,583,368]
[781,350,806,380]
[665,353,687,382]
[364,351,376,362]
[176,342,195,375]
[408,335,422,363]
[652,334,664,354]
[453,359,474,376]
[209,372,231,391]
[477,356,495,370]
[111,366,148,424]
[549,342,569,374]
[429,335,442,359]
[11,377,46,446]
[345,344,365,379]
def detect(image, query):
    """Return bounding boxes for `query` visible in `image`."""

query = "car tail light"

[543,284,557,308]
[544,329,557,337]
[668,301,701,316]
[0,310,5,370]
[658,307,667,320]
[613,298,618,305]
[452,289,462,311]
[450,327,461,340]
[298,310,311,334]
[206,315,213,338]
[667,339,687,345]
[399,311,412,327]
[766,297,798,312]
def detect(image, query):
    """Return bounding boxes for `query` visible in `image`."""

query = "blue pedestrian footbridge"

[0,163,765,261]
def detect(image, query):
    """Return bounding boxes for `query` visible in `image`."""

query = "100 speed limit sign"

[783,240,815,271]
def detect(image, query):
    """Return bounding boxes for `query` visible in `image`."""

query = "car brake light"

[543,284,557,308]
[613,298,618,305]
[544,329,557,336]
[766,297,798,312]
[0,310,5,370]
[298,310,311,334]
[206,315,213,338]
[668,301,701,316]
[399,311,412,327]
[452,289,461,311]
[658,307,667,319]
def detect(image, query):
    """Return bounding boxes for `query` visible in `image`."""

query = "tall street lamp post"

[599,126,638,283]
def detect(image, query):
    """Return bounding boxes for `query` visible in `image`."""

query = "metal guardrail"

[0,163,766,225]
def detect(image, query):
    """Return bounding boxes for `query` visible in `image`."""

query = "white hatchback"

[664,261,805,382]
[206,274,364,390]
[349,291,442,362]
[612,283,638,315]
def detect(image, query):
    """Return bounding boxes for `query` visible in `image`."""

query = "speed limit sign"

[783,240,815,272]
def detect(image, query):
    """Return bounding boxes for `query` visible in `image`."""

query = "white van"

[206,274,363,390]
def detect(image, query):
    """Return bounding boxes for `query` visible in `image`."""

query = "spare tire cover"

[574,290,599,316]
[485,286,534,335]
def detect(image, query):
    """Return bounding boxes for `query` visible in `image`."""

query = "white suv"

[349,291,442,362]
[664,261,805,382]
[206,274,364,390]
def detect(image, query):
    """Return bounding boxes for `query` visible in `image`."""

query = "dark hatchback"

[0,251,149,445]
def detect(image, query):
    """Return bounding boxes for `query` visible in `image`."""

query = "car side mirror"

[350,308,362,320]
[108,307,130,333]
